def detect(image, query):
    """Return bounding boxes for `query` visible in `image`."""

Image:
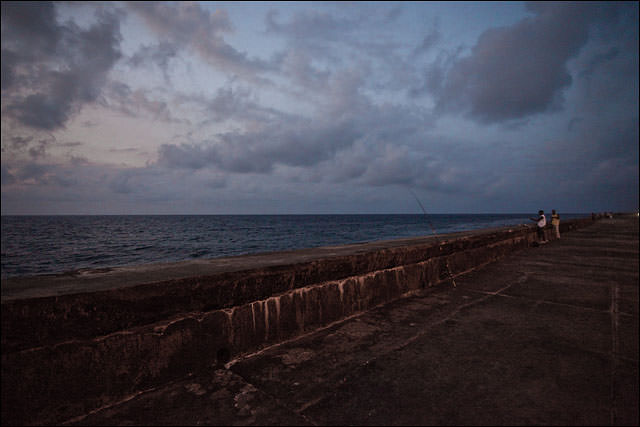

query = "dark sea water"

[1,214,587,278]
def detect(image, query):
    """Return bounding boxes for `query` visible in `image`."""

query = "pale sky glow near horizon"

[1,1,638,215]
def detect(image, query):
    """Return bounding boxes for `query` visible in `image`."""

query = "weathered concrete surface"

[64,215,638,426]
[2,216,633,426]
[2,220,591,354]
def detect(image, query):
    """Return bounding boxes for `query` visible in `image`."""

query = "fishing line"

[410,189,457,287]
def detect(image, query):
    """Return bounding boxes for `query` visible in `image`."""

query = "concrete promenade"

[63,216,637,425]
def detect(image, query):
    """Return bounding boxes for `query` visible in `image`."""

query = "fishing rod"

[409,189,457,287]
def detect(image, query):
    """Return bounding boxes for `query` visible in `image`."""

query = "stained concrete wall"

[1,219,593,425]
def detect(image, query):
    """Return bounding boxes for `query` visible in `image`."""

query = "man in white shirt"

[530,210,547,243]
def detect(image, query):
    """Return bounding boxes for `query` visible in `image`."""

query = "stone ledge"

[1,218,594,425]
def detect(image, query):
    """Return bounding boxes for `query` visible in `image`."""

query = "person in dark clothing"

[530,210,547,243]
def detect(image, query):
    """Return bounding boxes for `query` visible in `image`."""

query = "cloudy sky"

[1,1,638,215]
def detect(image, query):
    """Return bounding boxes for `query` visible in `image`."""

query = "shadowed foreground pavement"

[69,216,639,426]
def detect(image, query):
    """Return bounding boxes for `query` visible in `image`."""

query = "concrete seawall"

[1,218,594,425]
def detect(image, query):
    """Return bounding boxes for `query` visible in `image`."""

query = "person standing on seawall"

[530,210,548,244]
[551,210,560,239]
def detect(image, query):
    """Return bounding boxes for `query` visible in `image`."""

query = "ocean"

[1,214,587,278]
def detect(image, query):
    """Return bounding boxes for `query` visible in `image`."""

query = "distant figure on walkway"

[530,210,547,244]
[551,210,560,239]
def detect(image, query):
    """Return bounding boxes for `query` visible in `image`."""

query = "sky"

[1,1,638,215]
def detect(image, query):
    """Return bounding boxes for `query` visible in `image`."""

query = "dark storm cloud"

[6,136,33,150]
[1,2,122,130]
[196,86,282,125]
[127,41,179,82]
[157,49,444,188]
[109,172,134,194]
[360,149,423,188]
[2,2,635,215]
[1,49,18,90]
[409,46,463,98]
[277,50,331,92]
[413,24,440,56]
[144,4,441,190]
[580,47,620,77]
[13,162,50,183]
[159,119,361,174]
[101,164,229,202]
[128,2,272,81]
[128,41,178,70]
[28,141,49,160]
[157,143,211,171]
[103,81,175,122]
[1,165,16,185]
[164,85,284,128]
[566,2,638,168]
[431,2,624,123]
[7,93,75,130]
[204,87,258,122]
[1,1,60,52]
[2,134,55,160]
